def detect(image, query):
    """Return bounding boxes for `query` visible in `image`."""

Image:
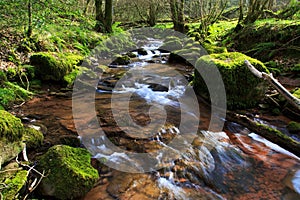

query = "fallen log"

[226,112,300,157]
[244,60,300,112]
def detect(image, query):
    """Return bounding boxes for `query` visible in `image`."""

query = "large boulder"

[37,145,99,199]
[30,52,83,82]
[0,110,24,166]
[193,52,269,109]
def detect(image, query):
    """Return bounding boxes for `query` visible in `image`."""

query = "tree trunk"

[104,0,113,33]
[27,0,32,38]
[95,0,104,32]
[148,4,157,27]
[170,0,185,33]
[84,0,91,15]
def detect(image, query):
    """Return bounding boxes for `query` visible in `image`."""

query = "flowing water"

[75,39,300,200]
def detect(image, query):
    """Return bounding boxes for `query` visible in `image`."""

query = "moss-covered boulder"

[0,162,27,200]
[30,52,83,82]
[23,126,44,149]
[0,110,24,166]
[37,145,99,199]
[194,52,269,109]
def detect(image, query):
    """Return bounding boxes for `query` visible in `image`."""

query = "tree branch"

[244,60,300,111]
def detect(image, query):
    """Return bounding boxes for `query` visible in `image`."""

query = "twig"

[22,145,29,162]
[23,170,45,200]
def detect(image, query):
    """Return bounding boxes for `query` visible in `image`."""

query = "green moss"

[0,71,7,85]
[287,121,300,133]
[0,110,24,142]
[23,127,44,149]
[0,110,25,166]
[0,88,16,108]
[194,52,269,109]
[4,82,32,100]
[30,52,83,82]
[292,88,300,99]
[63,66,97,87]
[6,67,17,80]
[1,170,27,200]
[22,65,36,80]
[0,82,32,109]
[255,122,299,145]
[202,42,228,54]
[232,19,300,61]
[38,145,99,199]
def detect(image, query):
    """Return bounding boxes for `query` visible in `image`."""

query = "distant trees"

[113,0,168,27]
[236,0,299,29]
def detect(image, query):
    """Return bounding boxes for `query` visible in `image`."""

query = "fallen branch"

[226,112,300,157]
[244,60,300,111]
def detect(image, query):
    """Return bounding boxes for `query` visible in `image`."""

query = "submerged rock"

[193,52,269,109]
[37,145,99,199]
[111,55,131,65]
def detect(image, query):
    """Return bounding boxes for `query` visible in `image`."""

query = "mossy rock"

[111,55,131,65]
[0,82,32,109]
[30,52,83,82]
[23,126,44,149]
[0,110,25,166]
[37,145,99,199]
[287,121,300,134]
[0,164,27,200]
[63,66,98,87]
[193,52,269,109]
